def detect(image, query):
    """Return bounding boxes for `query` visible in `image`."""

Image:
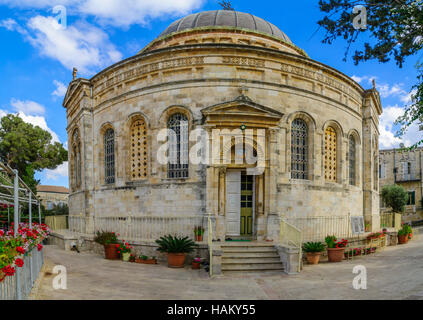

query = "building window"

[130,117,148,180]
[291,119,308,179]
[72,129,81,188]
[167,113,189,179]
[324,126,337,182]
[104,128,115,184]
[407,191,415,205]
[349,136,356,185]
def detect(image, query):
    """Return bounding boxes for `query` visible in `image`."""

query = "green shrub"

[155,235,197,253]
[381,184,408,213]
[94,231,118,245]
[302,241,325,253]
[325,235,337,248]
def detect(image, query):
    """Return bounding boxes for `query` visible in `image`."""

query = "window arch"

[72,129,81,188]
[104,128,115,184]
[291,118,308,179]
[324,126,337,182]
[167,113,189,178]
[349,135,356,185]
[130,117,148,180]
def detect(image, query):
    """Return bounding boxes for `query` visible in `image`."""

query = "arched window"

[349,136,356,185]
[104,128,115,184]
[167,113,189,178]
[291,119,308,179]
[324,126,337,182]
[130,117,148,180]
[72,129,81,188]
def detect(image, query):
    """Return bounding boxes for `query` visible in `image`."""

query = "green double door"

[240,172,253,236]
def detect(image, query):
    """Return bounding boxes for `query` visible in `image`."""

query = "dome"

[159,10,292,44]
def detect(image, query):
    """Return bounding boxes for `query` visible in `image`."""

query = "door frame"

[225,169,256,239]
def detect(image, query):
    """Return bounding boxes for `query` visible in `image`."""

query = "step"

[222,263,284,271]
[222,257,281,264]
[221,247,277,253]
[221,242,276,247]
[222,252,280,259]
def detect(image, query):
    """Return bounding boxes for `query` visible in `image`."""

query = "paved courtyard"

[34,235,423,300]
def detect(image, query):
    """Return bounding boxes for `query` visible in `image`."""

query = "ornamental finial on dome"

[219,1,234,10]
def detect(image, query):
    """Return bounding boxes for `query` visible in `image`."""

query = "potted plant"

[136,255,157,264]
[155,235,197,268]
[194,226,205,242]
[325,235,348,262]
[129,254,136,263]
[402,224,413,240]
[398,227,409,244]
[117,241,132,261]
[192,257,201,269]
[94,231,119,260]
[302,242,325,265]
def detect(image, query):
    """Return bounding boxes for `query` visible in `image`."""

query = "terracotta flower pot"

[327,247,345,262]
[195,235,203,242]
[398,234,409,244]
[192,262,201,269]
[167,253,186,268]
[0,271,5,283]
[136,258,157,264]
[104,244,119,260]
[305,252,321,265]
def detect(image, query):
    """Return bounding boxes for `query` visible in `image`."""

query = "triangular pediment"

[202,95,283,119]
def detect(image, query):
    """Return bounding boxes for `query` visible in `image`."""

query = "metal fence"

[45,215,68,231]
[0,247,44,300]
[69,214,210,241]
[283,215,352,242]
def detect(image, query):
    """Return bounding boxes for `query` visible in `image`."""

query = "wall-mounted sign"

[351,216,365,235]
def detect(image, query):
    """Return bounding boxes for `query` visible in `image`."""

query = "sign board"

[350,216,365,235]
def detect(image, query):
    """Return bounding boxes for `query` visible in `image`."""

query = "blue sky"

[0,0,421,188]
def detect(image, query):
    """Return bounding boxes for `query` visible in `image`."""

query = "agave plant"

[155,235,197,253]
[302,241,325,253]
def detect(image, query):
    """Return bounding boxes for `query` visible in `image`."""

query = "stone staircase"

[221,242,284,273]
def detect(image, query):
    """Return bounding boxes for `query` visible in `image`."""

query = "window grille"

[291,119,308,179]
[104,128,115,184]
[130,118,148,180]
[349,136,356,185]
[324,126,337,182]
[167,113,189,178]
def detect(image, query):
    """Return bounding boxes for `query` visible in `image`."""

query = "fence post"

[29,192,32,226]
[13,169,22,300]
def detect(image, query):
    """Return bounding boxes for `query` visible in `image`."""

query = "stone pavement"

[34,235,423,300]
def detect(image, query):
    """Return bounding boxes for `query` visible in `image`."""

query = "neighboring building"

[63,9,382,240]
[36,185,69,210]
[379,148,423,223]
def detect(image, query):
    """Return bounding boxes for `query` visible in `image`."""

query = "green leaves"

[302,241,326,252]
[381,184,409,213]
[155,235,197,253]
[0,114,68,191]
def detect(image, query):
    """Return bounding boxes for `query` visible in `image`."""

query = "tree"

[317,0,423,147]
[0,114,68,192]
[381,184,409,213]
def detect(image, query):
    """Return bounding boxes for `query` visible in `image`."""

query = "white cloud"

[44,161,68,180]
[400,89,417,104]
[17,112,60,143]
[52,80,67,97]
[10,98,45,115]
[0,0,205,27]
[379,105,404,148]
[26,16,122,75]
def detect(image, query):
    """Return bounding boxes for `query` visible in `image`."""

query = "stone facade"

[379,148,423,223]
[36,185,69,210]
[63,10,383,240]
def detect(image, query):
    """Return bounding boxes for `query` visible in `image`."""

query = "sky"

[0,0,421,188]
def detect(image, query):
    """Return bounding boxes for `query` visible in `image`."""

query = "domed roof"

[159,10,292,44]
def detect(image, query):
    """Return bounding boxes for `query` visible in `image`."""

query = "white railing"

[207,213,213,277]
[70,214,208,241]
[0,247,44,300]
[68,214,86,234]
[279,218,302,273]
[283,215,352,242]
